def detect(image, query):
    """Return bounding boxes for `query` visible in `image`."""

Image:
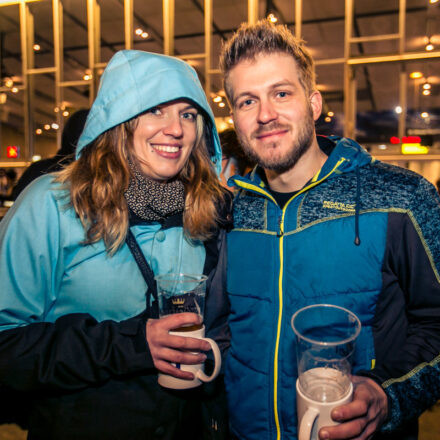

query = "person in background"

[219,128,255,187]
[0,50,230,440]
[11,109,89,200]
[220,20,440,440]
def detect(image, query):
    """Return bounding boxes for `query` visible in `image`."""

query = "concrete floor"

[0,403,439,439]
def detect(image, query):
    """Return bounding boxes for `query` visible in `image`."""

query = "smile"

[152,144,181,153]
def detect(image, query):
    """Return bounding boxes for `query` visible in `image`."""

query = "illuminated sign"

[6,145,19,158]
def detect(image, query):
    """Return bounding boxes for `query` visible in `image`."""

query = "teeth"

[153,145,180,153]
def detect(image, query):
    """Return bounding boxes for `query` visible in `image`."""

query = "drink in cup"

[291,304,361,440]
[154,273,221,389]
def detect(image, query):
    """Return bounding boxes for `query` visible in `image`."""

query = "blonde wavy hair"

[56,112,225,255]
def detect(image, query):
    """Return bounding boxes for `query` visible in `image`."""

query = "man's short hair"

[220,19,316,104]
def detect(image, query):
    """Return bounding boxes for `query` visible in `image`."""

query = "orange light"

[6,145,19,158]
[409,71,423,79]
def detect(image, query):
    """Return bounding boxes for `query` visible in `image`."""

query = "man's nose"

[257,100,278,124]
[163,115,183,137]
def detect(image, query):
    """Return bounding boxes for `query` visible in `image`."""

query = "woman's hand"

[146,313,211,379]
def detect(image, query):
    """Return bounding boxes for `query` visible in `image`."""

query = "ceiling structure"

[0,0,439,155]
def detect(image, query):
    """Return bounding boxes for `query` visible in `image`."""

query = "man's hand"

[318,376,388,440]
[146,313,211,379]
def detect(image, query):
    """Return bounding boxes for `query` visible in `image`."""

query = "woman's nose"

[162,115,183,138]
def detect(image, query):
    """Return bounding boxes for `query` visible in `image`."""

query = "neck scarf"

[124,165,185,222]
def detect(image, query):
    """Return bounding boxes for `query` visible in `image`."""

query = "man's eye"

[277,91,288,98]
[239,99,254,108]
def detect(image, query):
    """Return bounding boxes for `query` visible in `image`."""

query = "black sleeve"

[203,191,232,360]
[0,310,154,393]
[359,178,440,432]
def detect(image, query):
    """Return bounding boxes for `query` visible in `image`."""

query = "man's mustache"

[252,123,291,139]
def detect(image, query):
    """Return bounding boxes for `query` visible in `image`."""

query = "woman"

[0,50,230,439]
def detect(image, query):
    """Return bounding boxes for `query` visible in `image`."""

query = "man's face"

[227,52,321,174]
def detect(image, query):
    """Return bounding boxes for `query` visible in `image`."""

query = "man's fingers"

[331,399,369,422]
[319,417,378,440]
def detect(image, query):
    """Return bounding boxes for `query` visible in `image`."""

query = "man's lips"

[255,129,288,140]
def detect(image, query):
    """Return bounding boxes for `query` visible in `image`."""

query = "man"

[220,20,440,440]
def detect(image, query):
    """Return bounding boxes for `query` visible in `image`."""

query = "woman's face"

[132,100,199,181]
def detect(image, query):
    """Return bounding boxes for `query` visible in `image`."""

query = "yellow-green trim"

[233,179,277,205]
[230,228,277,235]
[382,353,440,388]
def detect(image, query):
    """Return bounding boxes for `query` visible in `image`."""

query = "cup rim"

[154,273,208,282]
[291,304,362,346]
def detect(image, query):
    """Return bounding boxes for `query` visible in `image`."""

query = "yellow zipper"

[273,157,346,439]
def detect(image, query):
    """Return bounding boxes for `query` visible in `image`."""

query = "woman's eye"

[182,112,197,121]
[148,107,161,115]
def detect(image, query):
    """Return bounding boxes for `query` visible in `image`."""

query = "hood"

[76,50,222,174]
[321,135,372,175]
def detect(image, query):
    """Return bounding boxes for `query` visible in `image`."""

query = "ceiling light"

[33,44,40,51]
[11,87,18,93]
[425,42,434,51]
[423,89,431,95]
[35,128,42,135]
[423,83,431,90]
[327,111,334,117]
[4,78,13,88]
[54,106,59,113]
[51,123,59,130]
[141,32,149,39]
[227,117,234,125]
[267,13,278,23]
[409,71,423,79]
[83,74,91,81]
[0,93,6,104]
[44,124,51,130]
[63,110,69,117]
[325,116,331,122]
[32,155,41,162]
[135,28,143,35]
[429,0,439,4]
[213,95,222,103]
[218,102,226,108]
[421,112,429,118]
[378,144,387,150]
[395,106,402,114]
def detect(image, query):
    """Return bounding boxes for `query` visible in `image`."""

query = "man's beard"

[237,107,315,174]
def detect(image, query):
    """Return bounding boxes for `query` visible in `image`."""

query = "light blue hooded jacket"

[0,50,224,344]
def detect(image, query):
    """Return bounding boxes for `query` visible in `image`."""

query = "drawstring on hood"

[354,167,361,246]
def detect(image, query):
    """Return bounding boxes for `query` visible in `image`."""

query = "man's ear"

[310,91,322,121]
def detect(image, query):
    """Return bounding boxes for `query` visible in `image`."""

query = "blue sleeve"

[0,177,154,392]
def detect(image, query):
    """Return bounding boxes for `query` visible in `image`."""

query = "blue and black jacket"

[225,135,440,440]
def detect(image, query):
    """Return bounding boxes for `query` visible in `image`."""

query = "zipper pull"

[277,213,284,237]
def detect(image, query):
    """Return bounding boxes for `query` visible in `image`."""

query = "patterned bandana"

[124,164,185,222]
